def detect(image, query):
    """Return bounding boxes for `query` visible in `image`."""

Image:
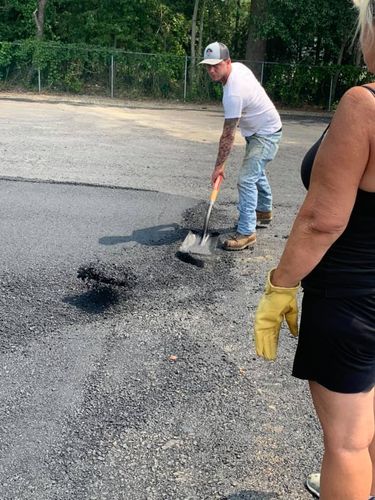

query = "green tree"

[0,0,359,67]
[48,0,188,53]
[0,0,38,40]
[198,0,250,59]
[256,0,357,65]
[33,0,48,39]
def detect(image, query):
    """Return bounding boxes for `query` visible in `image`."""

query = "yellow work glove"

[254,269,300,361]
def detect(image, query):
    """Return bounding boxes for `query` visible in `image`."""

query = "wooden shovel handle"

[210,174,223,203]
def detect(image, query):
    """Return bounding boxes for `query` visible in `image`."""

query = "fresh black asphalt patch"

[0,156,322,498]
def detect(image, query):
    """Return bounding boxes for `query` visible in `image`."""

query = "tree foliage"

[0,0,360,66]
[0,0,369,109]
[257,0,358,65]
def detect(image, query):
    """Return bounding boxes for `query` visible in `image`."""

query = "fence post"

[260,62,264,85]
[328,74,334,111]
[183,56,188,101]
[110,54,114,98]
[38,68,41,93]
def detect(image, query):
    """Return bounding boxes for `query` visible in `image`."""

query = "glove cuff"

[266,268,300,294]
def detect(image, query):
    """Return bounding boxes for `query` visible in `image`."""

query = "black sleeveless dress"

[292,86,375,393]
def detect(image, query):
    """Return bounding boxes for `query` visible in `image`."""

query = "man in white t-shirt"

[199,42,282,250]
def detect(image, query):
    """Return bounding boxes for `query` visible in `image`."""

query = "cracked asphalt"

[0,93,329,500]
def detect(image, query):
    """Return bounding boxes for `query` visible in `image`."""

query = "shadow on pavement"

[63,285,120,314]
[99,223,185,247]
[99,223,237,249]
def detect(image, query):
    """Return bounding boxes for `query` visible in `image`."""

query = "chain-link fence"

[0,41,372,110]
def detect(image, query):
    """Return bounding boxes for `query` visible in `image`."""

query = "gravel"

[0,94,328,500]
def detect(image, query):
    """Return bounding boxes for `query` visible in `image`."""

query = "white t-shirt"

[223,62,282,136]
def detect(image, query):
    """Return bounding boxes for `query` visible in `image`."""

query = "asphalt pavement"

[0,93,328,500]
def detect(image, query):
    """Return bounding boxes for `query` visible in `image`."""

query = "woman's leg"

[369,392,375,495]
[309,381,374,500]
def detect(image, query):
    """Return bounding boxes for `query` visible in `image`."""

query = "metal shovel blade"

[178,174,223,259]
[178,230,219,256]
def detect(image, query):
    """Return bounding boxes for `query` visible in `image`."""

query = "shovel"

[178,174,223,257]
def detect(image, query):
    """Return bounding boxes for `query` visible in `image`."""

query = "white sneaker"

[305,473,320,498]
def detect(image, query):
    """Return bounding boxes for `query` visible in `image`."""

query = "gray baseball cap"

[199,42,230,65]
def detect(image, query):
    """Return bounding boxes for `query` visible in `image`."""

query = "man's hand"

[254,269,300,361]
[211,164,225,186]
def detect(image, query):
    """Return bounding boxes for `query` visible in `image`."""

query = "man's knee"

[237,177,257,191]
[239,159,267,184]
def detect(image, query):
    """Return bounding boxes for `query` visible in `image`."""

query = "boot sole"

[223,240,256,251]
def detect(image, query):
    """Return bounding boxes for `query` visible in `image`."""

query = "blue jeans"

[237,130,282,235]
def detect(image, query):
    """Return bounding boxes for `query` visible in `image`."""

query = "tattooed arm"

[211,118,240,185]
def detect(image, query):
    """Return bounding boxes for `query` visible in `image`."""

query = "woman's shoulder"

[333,84,375,126]
[340,84,375,106]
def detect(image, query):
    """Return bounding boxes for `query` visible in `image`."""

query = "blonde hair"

[353,0,375,42]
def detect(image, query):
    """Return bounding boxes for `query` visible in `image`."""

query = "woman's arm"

[272,86,372,288]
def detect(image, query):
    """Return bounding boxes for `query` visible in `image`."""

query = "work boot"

[256,210,272,225]
[305,473,320,498]
[223,232,256,251]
